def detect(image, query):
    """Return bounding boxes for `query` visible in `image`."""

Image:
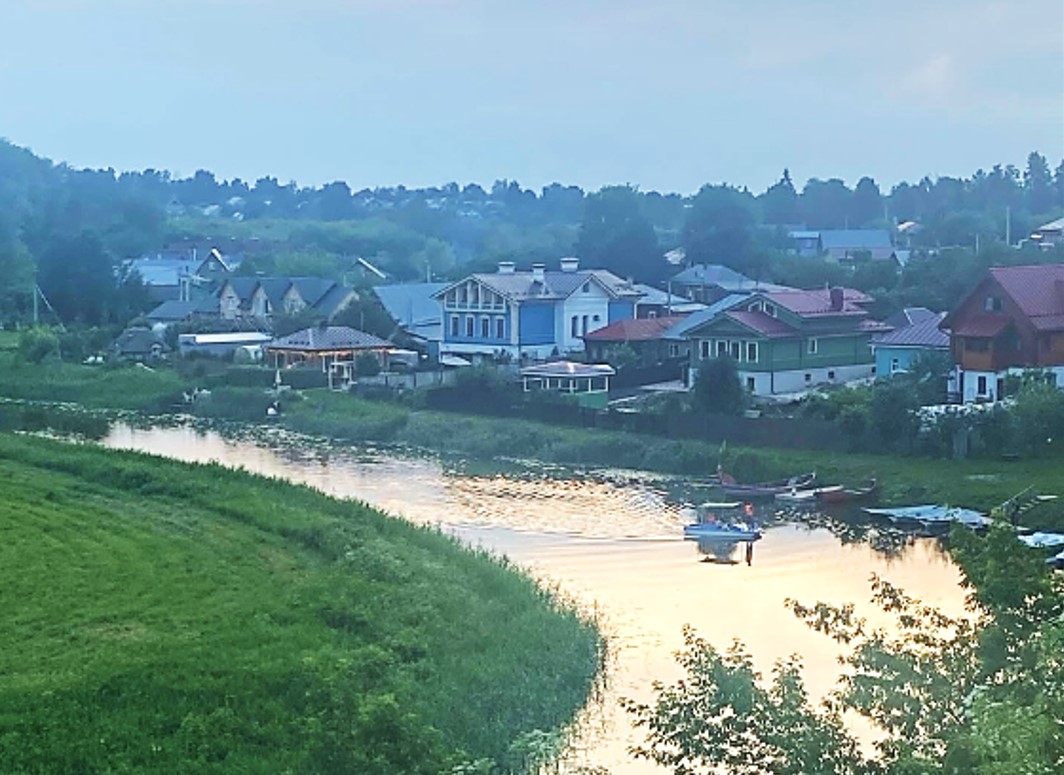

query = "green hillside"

[0,434,601,773]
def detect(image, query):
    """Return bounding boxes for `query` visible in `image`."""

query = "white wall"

[558,282,611,352]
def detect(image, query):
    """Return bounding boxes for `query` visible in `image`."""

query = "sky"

[2,0,1062,195]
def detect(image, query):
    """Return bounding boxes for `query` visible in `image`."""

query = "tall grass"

[0,434,603,773]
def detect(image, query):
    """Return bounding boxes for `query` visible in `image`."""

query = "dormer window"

[764,303,777,317]
[582,282,591,293]
[984,295,1003,312]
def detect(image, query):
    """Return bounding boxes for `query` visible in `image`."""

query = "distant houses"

[872,308,949,376]
[125,247,239,302]
[788,229,894,261]
[217,277,356,322]
[941,263,1064,402]
[674,287,888,395]
[433,258,643,361]
[668,264,789,304]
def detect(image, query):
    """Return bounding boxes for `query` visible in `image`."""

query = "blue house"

[872,309,948,376]
[434,258,643,361]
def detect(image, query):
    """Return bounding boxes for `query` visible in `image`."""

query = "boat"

[716,468,817,498]
[1018,532,1064,549]
[776,485,843,504]
[863,504,990,530]
[683,522,762,542]
[816,479,879,505]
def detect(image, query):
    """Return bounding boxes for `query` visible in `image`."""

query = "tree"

[629,525,1064,774]
[1024,151,1054,215]
[576,186,661,283]
[682,184,761,276]
[691,356,746,415]
[760,169,800,225]
[800,179,853,229]
[850,177,883,227]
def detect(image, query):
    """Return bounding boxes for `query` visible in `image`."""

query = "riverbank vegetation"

[0,433,602,773]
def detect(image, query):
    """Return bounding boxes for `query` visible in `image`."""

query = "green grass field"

[0,434,602,773]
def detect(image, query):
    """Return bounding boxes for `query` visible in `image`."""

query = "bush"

[17,327,60,363]
[356,352,382,377]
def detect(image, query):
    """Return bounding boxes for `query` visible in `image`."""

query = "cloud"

[896,53,958,101]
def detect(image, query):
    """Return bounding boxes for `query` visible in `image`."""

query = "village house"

[582,316,688,366]
[940,263,1064,403]
[1031,217,1064,250]
[372,282,449,349]
[789,229,894,261]
[668,264,788,304]
[677,287,888,396]
[217,277,356,322]
[266,325,393,390]
[433,258,643,361]
[872,308,949,376]
[125,247,238,302]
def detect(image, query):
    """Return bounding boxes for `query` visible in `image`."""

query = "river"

[101,421,967,773]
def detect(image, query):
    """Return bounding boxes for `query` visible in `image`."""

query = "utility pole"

[1005,206,1012,247]
[32,282,39,324]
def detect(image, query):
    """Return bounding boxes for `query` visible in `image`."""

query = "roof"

[313,285,357,318]
[460,268,643,302]
[520,360,616,378]
[374,283,449,326]
[583,316,687,342]
[763,287,871,317]
[817,230,892,250]
[723,310,799,337]
[267,325,391,352]
[222,277,259,301]
[146,300,202,321]
[113,328,167,355]
[789,230,821,240]
[951,315,1011,338]
[1035,217,1064,234]
[987,264,1064,329]
[884,306,938,329]
[873,312,949,348]
[127,257,200,287]
[180,332,273,346]
[671,264,753,288]
[892,249,912,267]
[632,283,706,313]
[663,293,752,339]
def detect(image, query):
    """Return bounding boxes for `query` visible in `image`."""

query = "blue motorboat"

[683,522,762,542]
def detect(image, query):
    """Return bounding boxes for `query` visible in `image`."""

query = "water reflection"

[99,421,967,774]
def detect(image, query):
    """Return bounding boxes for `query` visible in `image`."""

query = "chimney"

[829,287,844,311]
[531,263,545,283]
[497,261,516,274]
[559,257,579,273]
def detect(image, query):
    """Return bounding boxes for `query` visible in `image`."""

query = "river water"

[100,422,967,773]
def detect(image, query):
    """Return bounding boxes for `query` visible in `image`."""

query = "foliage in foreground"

[0,434,602,773]
[625,525,1064,774]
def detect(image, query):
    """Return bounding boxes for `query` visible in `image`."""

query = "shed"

[520,360,616,409]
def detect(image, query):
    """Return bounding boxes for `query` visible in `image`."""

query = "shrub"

[17,327,60,363]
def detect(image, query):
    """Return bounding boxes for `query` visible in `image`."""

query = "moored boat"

[816,479,879,504]
[776,485,843,504]
[716,468,817,499]
[863,504,990,529]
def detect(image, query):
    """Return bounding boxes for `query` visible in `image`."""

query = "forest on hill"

[1,137,1062,327]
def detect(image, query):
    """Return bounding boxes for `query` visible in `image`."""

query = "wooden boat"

[863,504,990,530]
[776,485,843,504]
[683,522,762,542]
[717,469,816,498]
[816,479,879,504]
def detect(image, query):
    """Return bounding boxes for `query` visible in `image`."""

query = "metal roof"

[180,332,272,345]
[988,264,1064,323]
[951,316,1010,338]
[438,267,643,302]
[374,282,449,326]
[520,360,616,378]
[583,315,687,342]
[817,230,892,249]
[268,326,392,352]
[723,310,799,338]
[764,288,871,317]
[873,312,949,348]
[663,293,751,339]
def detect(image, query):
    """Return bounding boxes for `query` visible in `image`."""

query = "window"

[746,377,756,392]
[890,358,900,373]
[977,375,988,395]
[668,343,679,357]
[746,342,758,362]
[648,310,658,318]
[984,296,1003,312]
[807,338,818,355]
[450,315,460,337]
[828,370,836,380]
[480,317,490,338]
[495,317,505,339]
[571,316,579,337]
[749,302,761,312]
[804,373,812,383]
[582,281,591,293]
[700,340,711,359]
[582,315,589,335]
[716,340,727,357]
[465,316,474,337]
[764,303,777,317]
[592,314,600,322]
[730,342,741,360]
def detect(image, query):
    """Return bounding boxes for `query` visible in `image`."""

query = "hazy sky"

[2,0,1062,194]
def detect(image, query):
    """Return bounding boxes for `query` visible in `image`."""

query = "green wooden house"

[680,287,889,395]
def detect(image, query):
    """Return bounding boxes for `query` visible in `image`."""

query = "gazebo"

[266,325,392,389]
[519,360,615,409]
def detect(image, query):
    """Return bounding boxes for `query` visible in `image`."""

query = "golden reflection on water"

[102,424,968,774]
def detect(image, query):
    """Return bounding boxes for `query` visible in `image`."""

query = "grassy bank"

[1,353,1062,512]
[0,434,602,773]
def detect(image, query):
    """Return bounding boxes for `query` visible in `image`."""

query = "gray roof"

[113,328,168,355]
[663,293,752,339]
[884,306,937,329]
[633,283,707,313]
[670,264,753,288]
[818,230,892,250]
[374,282,449,326]
[438,268,642,302]
[873,312,949,349]
[268,326,391,352]
[146,299,208,321]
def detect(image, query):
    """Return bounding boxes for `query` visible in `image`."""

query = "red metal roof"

[989,264,1064,329]
[583,315,687,342]
[724,310,799,337]
[951,315,1010,338]
[763,287,870,317]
